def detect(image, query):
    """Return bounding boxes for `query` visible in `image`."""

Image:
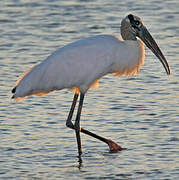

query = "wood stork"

[12,14,170,157]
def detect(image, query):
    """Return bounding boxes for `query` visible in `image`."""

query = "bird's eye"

[135,21,140,26]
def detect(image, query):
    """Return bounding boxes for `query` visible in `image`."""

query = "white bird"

[12,14,170,157]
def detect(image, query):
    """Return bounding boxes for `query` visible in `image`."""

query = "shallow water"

[0,0,179,179]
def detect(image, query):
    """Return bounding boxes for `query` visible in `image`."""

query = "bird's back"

[12,35,143,99]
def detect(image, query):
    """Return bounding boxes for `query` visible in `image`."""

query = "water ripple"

[0,0,178,179]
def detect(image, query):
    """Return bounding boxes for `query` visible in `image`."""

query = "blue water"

[0,0,179,179]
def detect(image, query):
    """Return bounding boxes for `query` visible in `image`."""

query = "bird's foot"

[107,139,123,152]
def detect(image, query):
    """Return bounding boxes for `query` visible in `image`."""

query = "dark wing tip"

[12,87,16,94]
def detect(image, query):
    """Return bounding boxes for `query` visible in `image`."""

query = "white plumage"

[12,14,170,156]
[12,34,144,99]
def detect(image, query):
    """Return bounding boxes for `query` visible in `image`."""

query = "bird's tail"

[11,65,52,100]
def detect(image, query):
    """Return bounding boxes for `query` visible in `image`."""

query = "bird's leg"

[66,93,83,162]
[74,93,85,157]
[66,93,123,153]
[80,128,123,152]
[66,93,79,129]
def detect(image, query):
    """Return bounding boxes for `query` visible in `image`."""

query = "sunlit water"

[0,0,179,179]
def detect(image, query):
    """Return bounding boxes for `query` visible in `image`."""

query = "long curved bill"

[138,26,170,75]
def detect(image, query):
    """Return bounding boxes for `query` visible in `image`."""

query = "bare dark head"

[121,14,143,40]
[121,14,170,75]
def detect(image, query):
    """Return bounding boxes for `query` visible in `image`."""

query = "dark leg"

[66,93,79,129]
[74,93,84,156]
[81,128,123,152]
[66,93,123,153]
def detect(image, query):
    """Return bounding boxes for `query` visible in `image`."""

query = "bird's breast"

[111,39,145,76]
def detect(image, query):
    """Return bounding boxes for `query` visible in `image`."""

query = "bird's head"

[121,14,170,75]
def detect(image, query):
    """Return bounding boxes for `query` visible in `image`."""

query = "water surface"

[0,0,179,179]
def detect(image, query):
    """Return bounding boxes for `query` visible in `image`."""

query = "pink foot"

[107,139,123,152]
